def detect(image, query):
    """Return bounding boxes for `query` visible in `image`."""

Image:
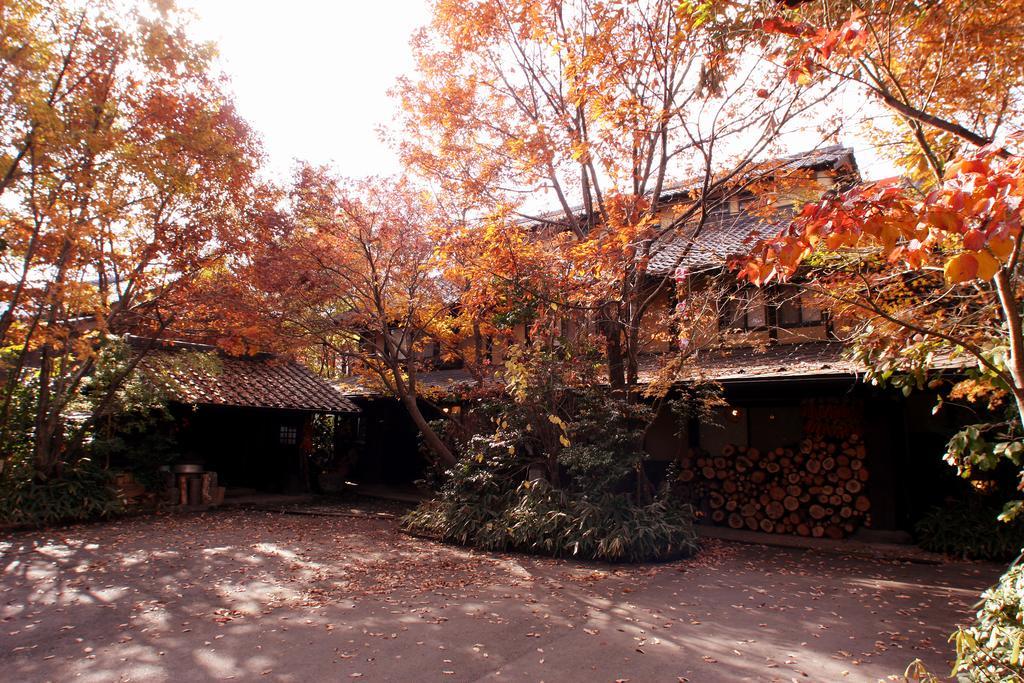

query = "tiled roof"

[335,367,502,399]
[655,144,857,202]
[134,340,359,413]
[638,342,973,384]
[645,145,859,276]
[336,341,973,398]
[642,343,856,383]
[766,144,857,172]
[646,211,791,276]
[526,144,856,228]
[522,145,856,274]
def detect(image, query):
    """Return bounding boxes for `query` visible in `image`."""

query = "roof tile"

[136,343,359,413]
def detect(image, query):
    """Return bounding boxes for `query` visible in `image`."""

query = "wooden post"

[201,472,213,504]
[299,414,313,492]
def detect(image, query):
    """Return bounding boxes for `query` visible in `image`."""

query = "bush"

[947,561,1024,681]
[0,458,124,528]
[405,342,702,563]
[403,483,698,563]
[915,499,1024,560]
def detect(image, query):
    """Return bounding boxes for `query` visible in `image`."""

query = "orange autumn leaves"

[756,0,1024,185]
[755,10,868,87]
[740,140,1024,287]
[0,0,270,475]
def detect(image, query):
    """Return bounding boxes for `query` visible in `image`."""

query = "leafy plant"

[403,343,699,562]
[404,483,698,563]
[0,340,172,525]
[80,340,183,489]
[915,499,1024,561]
[947,561,1024,681]
[0,456,123,528]
[0,364,40,473]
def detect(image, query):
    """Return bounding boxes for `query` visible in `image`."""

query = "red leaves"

[923,207,962,233]
[757,9,867,89]
[756,16,816,39]
[963,229,986,251]
[738,147,1024,286]
[944,158,991,180]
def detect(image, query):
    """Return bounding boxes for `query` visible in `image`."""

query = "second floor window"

[776,285,823,327]
[720,288,767,331]
[719,285,824,333]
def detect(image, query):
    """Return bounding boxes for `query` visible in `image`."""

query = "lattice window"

[279,424,298,445]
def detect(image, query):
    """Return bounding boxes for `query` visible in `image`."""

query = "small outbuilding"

[135,338,360,495]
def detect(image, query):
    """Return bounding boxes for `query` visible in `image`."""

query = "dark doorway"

[175,405,309,493]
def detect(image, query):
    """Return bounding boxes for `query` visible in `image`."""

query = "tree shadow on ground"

[0,509,1002,682]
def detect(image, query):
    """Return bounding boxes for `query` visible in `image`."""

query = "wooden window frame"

[775,284,825,329]
[719,287,769,332]
[279,424,298,446]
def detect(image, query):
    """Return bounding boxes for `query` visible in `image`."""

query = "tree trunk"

[602,306,626,392]
[624,312,641,391]
[32,346,57,481]
[995,270,1024,427]
[398,391,457,467]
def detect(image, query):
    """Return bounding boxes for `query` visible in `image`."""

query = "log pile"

[678,433,871,539]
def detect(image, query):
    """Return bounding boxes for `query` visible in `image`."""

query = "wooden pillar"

[298,414,314,492]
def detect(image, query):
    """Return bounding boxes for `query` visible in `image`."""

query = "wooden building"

[136,339,359,494]
[335,145,977,538]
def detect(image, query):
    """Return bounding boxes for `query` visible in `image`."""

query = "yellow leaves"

[569,141,590,163]
[944,251,1001,284]
[989,234,1016,260]
[943,253,977,284]
[548,413,570,447]
[974,250,1000,280]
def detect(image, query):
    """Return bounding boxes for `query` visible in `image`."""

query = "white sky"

[180,1,896,183]
[181,0,431,179]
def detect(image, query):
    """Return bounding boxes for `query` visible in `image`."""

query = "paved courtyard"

[0,503,1003,682]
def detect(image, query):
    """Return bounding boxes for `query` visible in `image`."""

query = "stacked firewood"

[678,434,871,539]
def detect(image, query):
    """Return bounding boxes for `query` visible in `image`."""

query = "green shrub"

[0,458,124,528]
[915,499,1024,560]
[948,561,1024,681]
[403,483,698,563]
[404,342,704,563]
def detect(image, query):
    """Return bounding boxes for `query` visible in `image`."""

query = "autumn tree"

[739,0,1024,512]
[0,0,267,480]
[755,0,1024,183]
[396,0,841,395]
[236,168,462,467]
